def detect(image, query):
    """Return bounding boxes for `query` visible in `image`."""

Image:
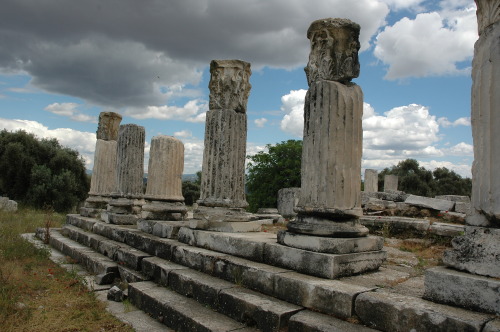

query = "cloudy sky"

[0,0,477,177]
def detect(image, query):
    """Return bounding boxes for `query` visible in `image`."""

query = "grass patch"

[0,207,134,332]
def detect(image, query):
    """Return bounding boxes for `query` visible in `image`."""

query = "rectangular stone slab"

[264,242,386,279]
[288,310,378,332]
[277,231,384,254]
[355,290,493,332]
[424,266,500,314]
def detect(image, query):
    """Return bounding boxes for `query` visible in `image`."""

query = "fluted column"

[81,112,122,217]
[114,124,145,198]
[287,18,368,237]
[104,124,145,225]
[198,59,251,209]
[142,135,187,221]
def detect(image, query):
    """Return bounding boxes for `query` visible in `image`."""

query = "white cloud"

[380,0,426,11]
[420,160,471,178]
[44,102,97,123]
[374,3,477,80]
[254,118,268,128]
[0,117,96,168]
[437,116,471,127]
[444,142,473,155]
[173,130,193,139]
[124,99,208,123]
[279,89,307,138]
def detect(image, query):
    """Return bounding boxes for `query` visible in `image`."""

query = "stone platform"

[30,214,500,332]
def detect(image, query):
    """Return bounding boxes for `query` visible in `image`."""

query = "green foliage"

[182,171,201,205]
[246,140,302,212]
[0,130,89,212]
[378,159,471,197]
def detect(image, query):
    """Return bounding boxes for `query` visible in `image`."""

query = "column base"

[81,195,112,217]
[191,206,261,232]
[141,200,187,221]
[287,214,369,237]
[102,197,145,225]
[424,266,500,314]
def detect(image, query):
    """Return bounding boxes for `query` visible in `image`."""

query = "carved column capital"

[96,112,123,141]
[475,0,500,35]
[208,59,251,113]
[305,18,360,85]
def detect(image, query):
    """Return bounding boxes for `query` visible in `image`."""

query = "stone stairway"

[36,214,499,332]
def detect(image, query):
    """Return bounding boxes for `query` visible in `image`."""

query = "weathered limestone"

[277,188,300,219]
[0,197,17,212]
[383,174,398,192]
[364,169,378,192]
[142,135,187,221]
[194,59,259,231]
[425,1,500,314]
[282,18,384,277]
[81,112,122,218]
[104,124,145,225]
[405,194,455,211]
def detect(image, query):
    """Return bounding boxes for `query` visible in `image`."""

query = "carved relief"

[305,18,360,85]
[208,59,251,113]
[476,0,500,35]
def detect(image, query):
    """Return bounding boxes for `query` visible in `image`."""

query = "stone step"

[128,281,259,332]
[35,228,119,284]
[62,224,152,271]
[288,310,378,332]
[355,290,495,332]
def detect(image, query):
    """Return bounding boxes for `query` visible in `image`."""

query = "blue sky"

[0,0,476,177]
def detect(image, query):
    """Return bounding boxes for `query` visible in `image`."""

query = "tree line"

[0,130,89,212]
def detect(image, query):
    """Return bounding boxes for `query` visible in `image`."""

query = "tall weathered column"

[277,18,386,278]
[424,1,500,314]
[104,124,146,225]
[81,112,122,218]
[141,135,187,221]
[192,59,260,232]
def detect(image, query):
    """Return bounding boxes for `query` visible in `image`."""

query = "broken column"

[278,18,386,278]
[81,112,122,218]
[192,59,260,232]
[364,169,378,193]
[104,124,145,225]
[384,175,398,192]
[424,1,500,314]
[141,135,187,221]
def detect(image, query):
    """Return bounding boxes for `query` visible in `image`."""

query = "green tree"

[246,140,302,212]
[0,130,89,212]
[182,171,201,205]
[378,158,471,197]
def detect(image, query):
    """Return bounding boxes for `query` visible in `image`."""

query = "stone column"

[141,135,187,221]
[424,1,500,314]
[192,59,260,232]
[364,169,378,193]
[278,18,386,278]
[104,124,146,225]
[81,112,122,218]
[383,175,398,192]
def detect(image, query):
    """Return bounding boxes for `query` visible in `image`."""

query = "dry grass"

[0,208,134,332]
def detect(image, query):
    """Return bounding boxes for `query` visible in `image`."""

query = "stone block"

[172,245,228,275]
[484,319,500,332]
[118,265,148,283]
[213,255,290,296]
[177,227,275,261]
[424,266,500,314]
[218,287,303,332]
[405,194,455,211]
[428,222,464,237]
[141,257,187,286]
[105,213,140,225]
[355,290,493,332]
[288,310,378,332]
[138,219,184,238]
[454,201,472,214]
[194,206,258,222]
[277,187,300,218]
[364,169,378,193]
[115,247,151,270]
[66,214,97,231]
[377,190,408,202]
[443,226,500,278]
[128,281,249,331]
[273,271,374,318]
[264,242,386,279]
[434,195,470,203]
[277,231,383,254]
[189,219,262,232]
[2,199,17,212]
[257,208,278,214]
[168,269,235,309]
[107,286,125,302]
[360,216,430,233]
[364,198,385,211]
